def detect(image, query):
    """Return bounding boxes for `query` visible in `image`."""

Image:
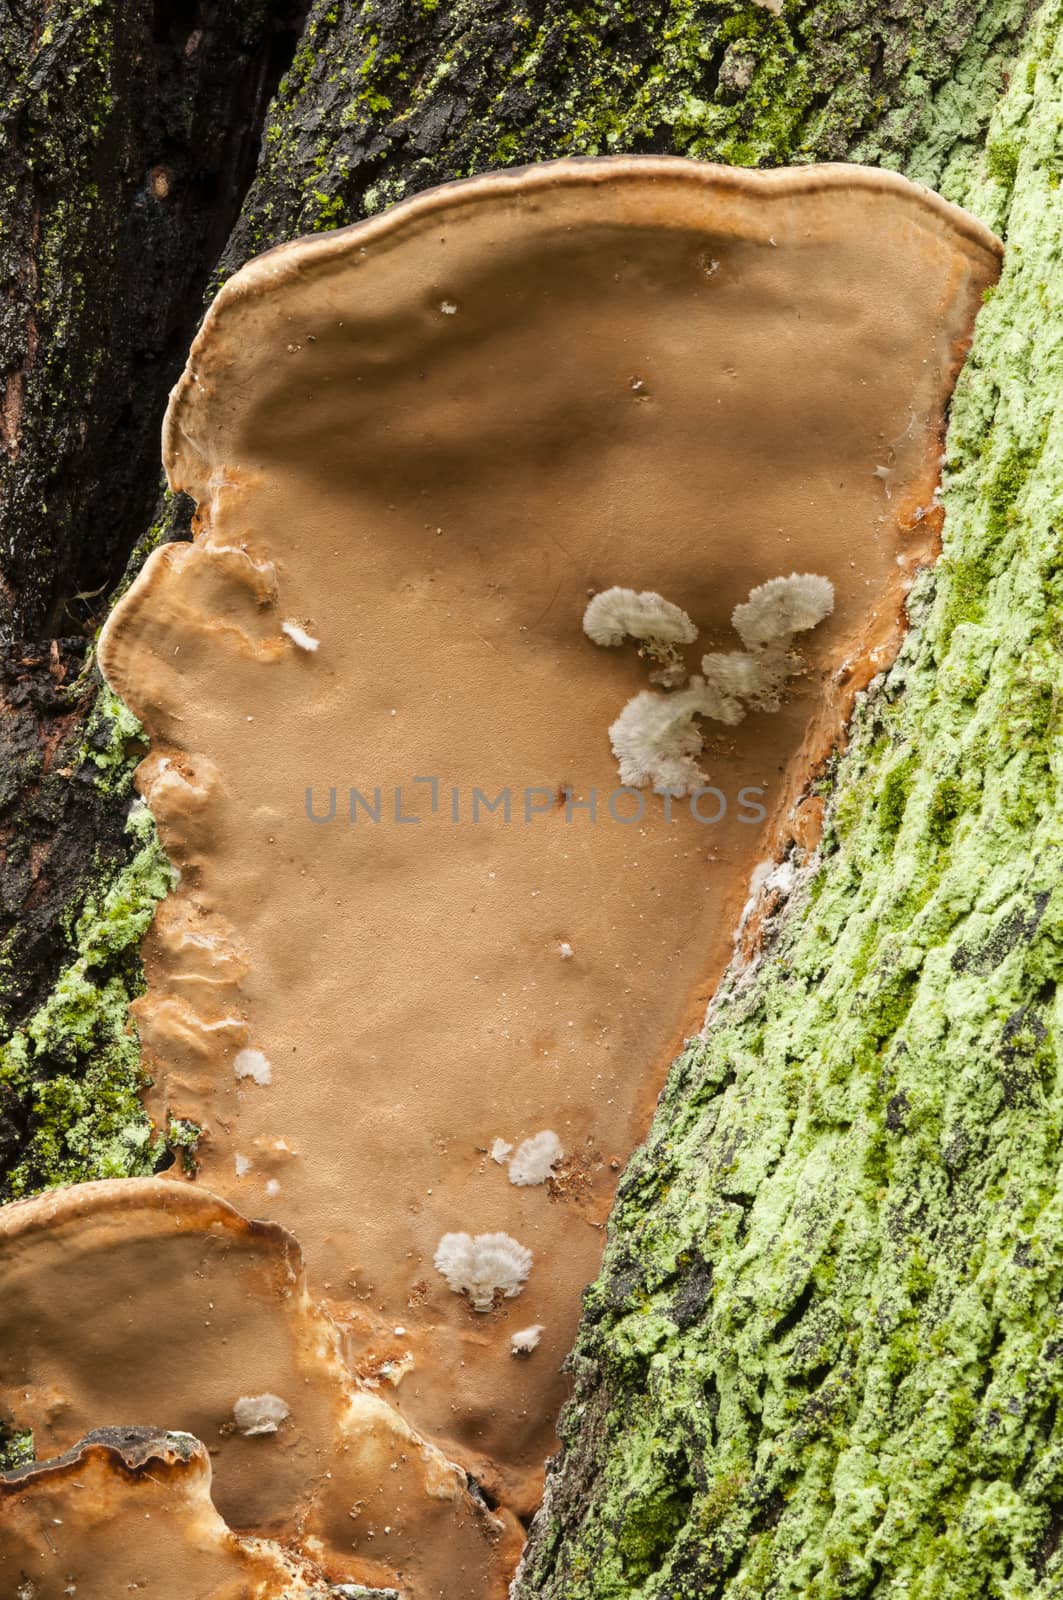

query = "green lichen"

[518,4,1063,1596]
[76,684,146,793]
[0,688,176,1200]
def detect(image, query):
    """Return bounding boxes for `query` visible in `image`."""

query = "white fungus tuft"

[281,620,320,652]
[558,941,575,959]
[508,1129,564,1186]
[433,1231,532,1311]
[232,1393,290,1436]
[608,676,742,795]
[490,1138,514,1165]
[510,1324,546,1356]
[731,572,834,650]
[583,587,698,686]
[234,1048,273,1085]
[597,573,835,795]
[234,1152,251,1177]
[583,586,698,648]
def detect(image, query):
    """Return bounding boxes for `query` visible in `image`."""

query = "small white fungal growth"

[583,586,697,649]
[265,1178,280,1197]
[510,1324,546,1356]
[608,676,743,795]
[281,620,320,652]
[731,572,834,650]
[508,1129,564,1186]
[598,573,835,795]
[558,941,575,960]
[583,587,698,685]
[232,1393,290,1436]
[434,1231,532,1311]
[234,1152,251,1177]
[698,648,779,705]
[490,1138,513,1165]
[234,1048,272,1085]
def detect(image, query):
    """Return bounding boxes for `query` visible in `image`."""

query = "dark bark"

[0,0,307,642]
[0,0,310,1195]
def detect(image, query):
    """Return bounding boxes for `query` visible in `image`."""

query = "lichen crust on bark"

[515,7,1063,1594]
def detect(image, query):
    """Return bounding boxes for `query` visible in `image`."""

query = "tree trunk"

[515,14,1063,1591]
[1,1,1056,1592]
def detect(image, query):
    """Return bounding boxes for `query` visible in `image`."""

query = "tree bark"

[0,1,1055,1591]
[515,15,1063,1590]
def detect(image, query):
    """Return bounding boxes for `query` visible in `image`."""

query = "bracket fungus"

[5,156,995,1597]
[0,1427,350,1599]
[0,1180,520,1595]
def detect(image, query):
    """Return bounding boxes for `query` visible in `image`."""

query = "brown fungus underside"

[5,159,1000,1597]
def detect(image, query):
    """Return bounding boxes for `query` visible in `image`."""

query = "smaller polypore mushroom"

[0,1179,521,1597]
[0,1427,334,1597]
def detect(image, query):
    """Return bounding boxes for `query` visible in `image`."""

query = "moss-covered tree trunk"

[515,8,1063,1589]
[2,1,1058,1592]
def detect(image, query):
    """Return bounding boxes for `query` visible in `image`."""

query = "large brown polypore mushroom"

[93,158,999,1580]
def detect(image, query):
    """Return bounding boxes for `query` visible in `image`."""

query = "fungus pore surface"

[90,159,999,1592]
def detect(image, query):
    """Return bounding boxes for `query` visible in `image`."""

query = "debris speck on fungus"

[234,1048,272,1085]
[281,620,320,652]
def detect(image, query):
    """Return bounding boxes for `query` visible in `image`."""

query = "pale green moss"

[518,3,1063,1595]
